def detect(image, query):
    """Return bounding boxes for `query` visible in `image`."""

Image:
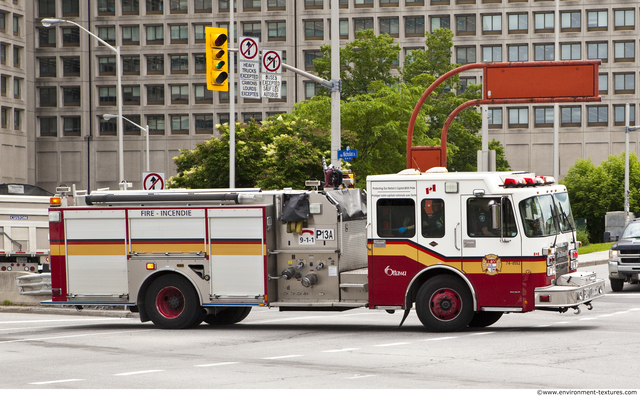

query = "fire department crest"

[481,254,502,275]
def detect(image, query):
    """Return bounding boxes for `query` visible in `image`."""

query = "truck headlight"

[609,250,618,260]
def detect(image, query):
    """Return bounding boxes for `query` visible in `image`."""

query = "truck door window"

[467,197,517,238]
[421,199,445,238]
[376,198,415,237]
[519,195,558,237]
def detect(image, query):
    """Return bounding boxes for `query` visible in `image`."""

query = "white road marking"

[262,355,304,360]
[114,370,164,376]
[194,362,240,367]
[374,342,410,347]
[0,329,152,344]
[347,374,376,379]
[250,312,377,324]
[536,324,551,327]
[29,379,84,385]
[467,332,495,336]
[322,348,360,353]
[422,336,458,341]
[0,318,133,325]
[578,317,597,321]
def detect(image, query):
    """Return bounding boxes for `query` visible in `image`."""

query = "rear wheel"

[204,307,252,325]
[468,311,503,328]
[610,278,624,292]
[145,274,203,329]
[416,275,474,332]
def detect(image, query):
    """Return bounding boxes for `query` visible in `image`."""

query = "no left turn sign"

[262,50,282,73]
[239,37,259,61]
[143,172,165,190]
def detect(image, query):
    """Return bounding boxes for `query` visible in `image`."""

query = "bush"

[2,300,12,306]
[576,228,590,246]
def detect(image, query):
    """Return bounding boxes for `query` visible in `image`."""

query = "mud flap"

[399,307,411,327]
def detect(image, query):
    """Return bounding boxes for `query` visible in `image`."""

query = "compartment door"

[208,208,265,299]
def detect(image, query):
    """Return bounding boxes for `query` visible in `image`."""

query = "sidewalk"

[578,250,610,267]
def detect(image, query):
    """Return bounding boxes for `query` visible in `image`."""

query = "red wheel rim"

[156,286,185,319]
[429,288,462,321]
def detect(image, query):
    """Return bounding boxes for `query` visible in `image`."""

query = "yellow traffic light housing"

[206,27,229,92]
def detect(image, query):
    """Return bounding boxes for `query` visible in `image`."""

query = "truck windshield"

[519,195,558,237]
[554,192,575,233]
[621,223,640,239]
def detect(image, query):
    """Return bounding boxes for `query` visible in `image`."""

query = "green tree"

[561,153,640,242]
[401,28,457,84]
[313,29,400,99]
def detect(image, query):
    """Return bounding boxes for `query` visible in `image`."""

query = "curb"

[0,305,139,318]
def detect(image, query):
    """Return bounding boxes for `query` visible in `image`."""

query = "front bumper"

[608,260,640,281]
[534,272,605,309]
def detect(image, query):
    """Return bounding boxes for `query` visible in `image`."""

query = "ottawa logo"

[384,266,407,277]
[481,254,502,275]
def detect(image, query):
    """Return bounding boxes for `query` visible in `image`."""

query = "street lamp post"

[41,18,125,188]
[103,114,149,172]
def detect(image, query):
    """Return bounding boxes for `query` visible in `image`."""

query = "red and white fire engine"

[45,169,604,331]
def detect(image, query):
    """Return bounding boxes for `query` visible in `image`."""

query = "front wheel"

[610,278,624,292]
[416,275,474,332]
[204,307,252,325]
[145,274,203,329]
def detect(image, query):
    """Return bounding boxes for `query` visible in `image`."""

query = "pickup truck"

[608,219,640,291]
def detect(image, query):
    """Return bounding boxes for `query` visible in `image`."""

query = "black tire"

[468,311,503,328]
[610,278,624,292]
[145,274,203,329]
[416,275,474,332]
[204,307,252,325]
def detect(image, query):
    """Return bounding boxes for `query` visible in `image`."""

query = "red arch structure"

[406,60,602,171]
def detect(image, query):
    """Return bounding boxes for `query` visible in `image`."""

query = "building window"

[170,0,187,13]
[587,106,608,126]
[243,0,261,11]
[39,0,56,17]
[243,113,262,122]
[171,115,189,134]
[534,107,554,127]
[534,12,554,33]
[304,20,324,40]
[482,14,501,34]
[40,117,57,137]
[99,56,116,75]
[194,24,210,43]
[195,114,214,134]
[508,108,528,127]
[171,85,189,104]
[614,9,635,30]
[147,55,164,75]
[39,28,56,48]
[61,57,80,77]
[243,22,261,40]
[405,16,425,37]
[304,50,323,70]
[62,27,80,47]
[146,25,164,44]
[147,85,165,105]
[0,12,5,33]
[63,116,81,137]
[508,45,527,62]
[194,54,206,73]
[355,0,374,7]
[561,106,581,127]
[268,21,287,41]
[587,10,607,31]
[122,26,140,45]
[63,0,80,16]
[561,43,581,60]
[534,44,554,61]
[147,115,165,135]
[195,84,213,104]
[123,115,142,135]
[123,56,140,75]
[458,76,476,93]
[123,86,141,105]
[170,55,188,74]
[354,18,374,33]
[100,117,117,136]
[268,0,286,10]
[488,108,502,128]
[99,86,117,106]
[380,18,399,37]
[63,86,80,106]
[13,78,21,99]
[482,45,501,62]
[305,82,320,99]
[122,0,140,14]
[614,104,635,126]
[12,15,20,36]
[561,11,580,32]
[14,109,21,130]
[13,47,21,68]
[380,0,399,5]
[508,13,527,33]
[39,58,57,77]
[599,73,608,95]
[194,0,212,12]
[406,0,424,5]
[0,107,7,128]
[219,0,236,12]
[456,15,476,36]
[587,42,608,63]
[0,44,5,65]
[614,73,635,94]
[147,0,164,14]
[614,41,635,62]
[98,0,116,15]
[98,26,116,45]
[456,46,476,64]
[431,16,450,32]
[305,0,323,9]
[339,19,349,39]
[0,76,6,96]
[170,25,188,44]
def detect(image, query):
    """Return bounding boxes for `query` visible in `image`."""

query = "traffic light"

[205,27,228,92]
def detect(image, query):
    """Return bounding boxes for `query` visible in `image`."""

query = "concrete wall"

[0,272,50,306]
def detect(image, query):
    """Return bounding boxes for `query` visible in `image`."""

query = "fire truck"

[44,169,605,331]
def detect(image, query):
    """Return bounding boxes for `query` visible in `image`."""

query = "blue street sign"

[338,149,357,161]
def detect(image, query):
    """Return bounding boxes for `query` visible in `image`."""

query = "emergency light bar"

[503,175,555,188]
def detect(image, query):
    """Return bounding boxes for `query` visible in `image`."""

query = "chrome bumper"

[534,274,606,309]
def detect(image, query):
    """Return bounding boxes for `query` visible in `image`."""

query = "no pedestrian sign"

[143,172,165,190]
